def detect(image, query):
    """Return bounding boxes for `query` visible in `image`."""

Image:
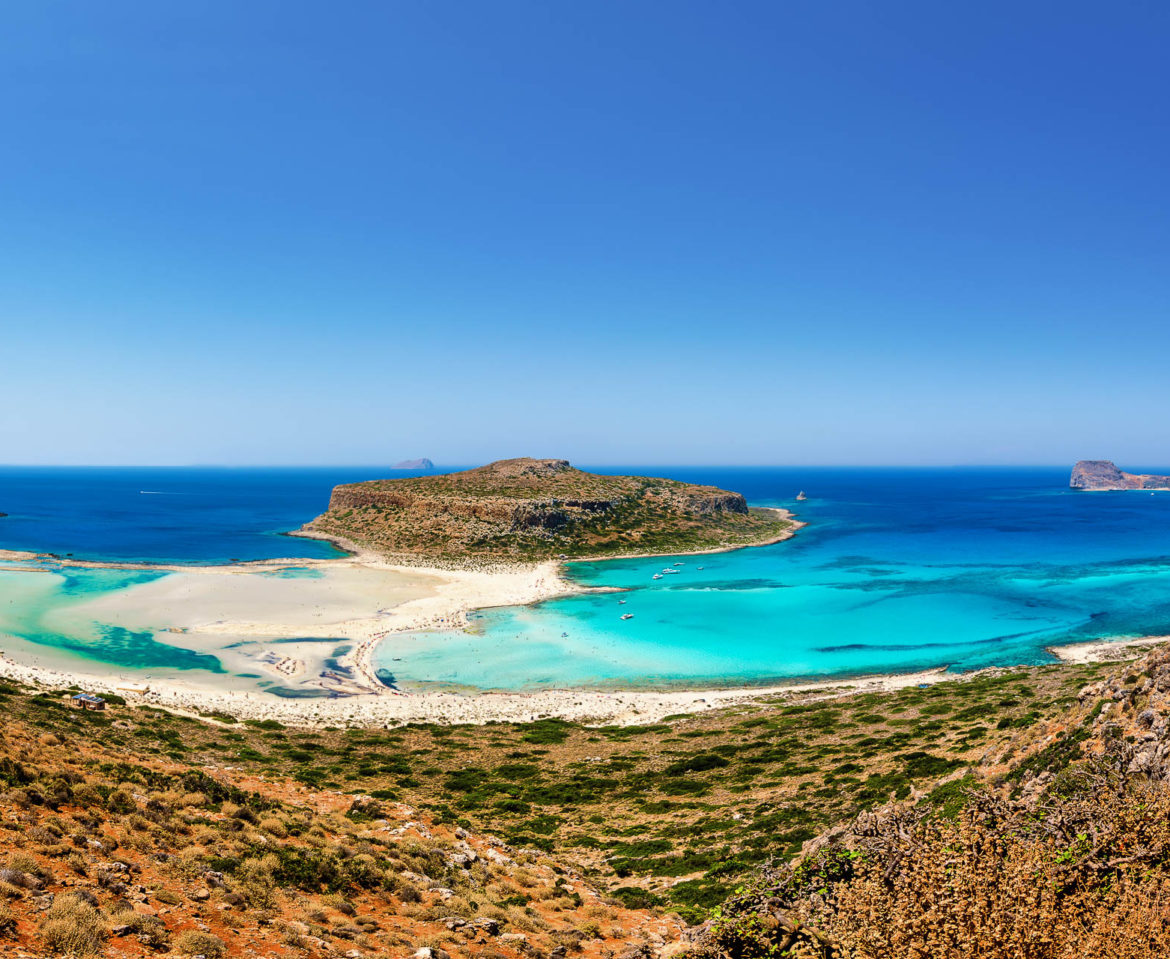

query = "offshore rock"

[1070,460,1170,490]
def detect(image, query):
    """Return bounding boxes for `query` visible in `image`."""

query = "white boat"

[663,568,680,574]
[652,574,662,580]
[697,566,704,570]
[618,599,626,604]
[673,562,683,566]
[620,613,634,620]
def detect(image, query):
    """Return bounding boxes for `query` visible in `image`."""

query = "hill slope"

[0,684,684,957]
[303,458,794,563]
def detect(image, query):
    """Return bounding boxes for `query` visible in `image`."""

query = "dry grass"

[39,891,106,955]
[174,929,227,957]
[701,759,1170,958]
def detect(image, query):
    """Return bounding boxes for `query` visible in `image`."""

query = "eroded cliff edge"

[1071,459,1170,490]
[302,457,796,564]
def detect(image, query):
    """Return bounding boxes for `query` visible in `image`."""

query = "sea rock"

[1070,460,1170,490]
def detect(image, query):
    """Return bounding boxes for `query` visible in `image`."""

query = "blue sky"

[2,1,1168,465]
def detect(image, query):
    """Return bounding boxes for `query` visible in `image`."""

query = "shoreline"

[0,636,1161,728]
[0,652,968,726]
[8,506,1162,728]
[1045,634,1170,663]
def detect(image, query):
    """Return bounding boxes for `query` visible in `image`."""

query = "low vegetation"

[0,648,1166,956]
[305,457,793,563]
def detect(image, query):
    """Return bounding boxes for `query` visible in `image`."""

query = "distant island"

[302,456,796,564]
[391,457,434,469]
[1070,460,1170,490]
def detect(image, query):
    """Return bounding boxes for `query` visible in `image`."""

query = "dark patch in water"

[663,578,791,591]
[814,626,1059,654]
[15,624,226,674]
[266,686,341,699]
[270,636,346,645]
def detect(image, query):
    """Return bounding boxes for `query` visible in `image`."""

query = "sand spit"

[1047,634,1170,664]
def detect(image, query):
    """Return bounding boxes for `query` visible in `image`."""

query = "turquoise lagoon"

[6,466,1170,693]
[371,467,1170,691]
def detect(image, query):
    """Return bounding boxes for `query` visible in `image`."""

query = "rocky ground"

[0,685,686,958]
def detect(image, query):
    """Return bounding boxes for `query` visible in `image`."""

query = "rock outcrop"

[1070,460,1170,490]
[304,457,789,563]
[392,458,435,469]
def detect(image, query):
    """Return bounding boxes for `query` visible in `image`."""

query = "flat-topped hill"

[303,457,794,563]
[1071,459,1170,490]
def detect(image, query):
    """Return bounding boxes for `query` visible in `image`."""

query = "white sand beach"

[1047,634,1170,663]
[0,552,576,700]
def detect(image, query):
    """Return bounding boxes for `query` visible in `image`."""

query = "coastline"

[3,633,1161,728]
[0,648,959,727]
[1046,634,1170,663]
[0,508,826,725]
[6,505,1170,728]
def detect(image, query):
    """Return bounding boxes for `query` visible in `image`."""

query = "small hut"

[69,693,106,711]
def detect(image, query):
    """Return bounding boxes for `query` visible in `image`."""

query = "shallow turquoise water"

[372,467,1170,690]
[8,466,1170,693]
[0,563,225,673]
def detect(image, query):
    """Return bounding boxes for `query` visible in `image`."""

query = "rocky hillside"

[0,683,684,958]
[1070,459,1170,490]
[694,644,1170,958]
[303,458,793,563]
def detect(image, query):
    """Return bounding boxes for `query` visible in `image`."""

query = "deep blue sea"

[5,465,1170,691]
[0,466,432,563]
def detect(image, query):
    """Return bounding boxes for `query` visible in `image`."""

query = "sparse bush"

[108,909,169,948]
[106,786,137,814]
[259,815,287,837]
[39,891,105,955]
[174,929,227,957]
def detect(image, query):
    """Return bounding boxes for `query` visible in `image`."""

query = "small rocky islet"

[1071,459,1170,490]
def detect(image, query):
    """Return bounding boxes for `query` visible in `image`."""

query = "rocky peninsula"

[1070,459,1170,490]
[301,457,796,565]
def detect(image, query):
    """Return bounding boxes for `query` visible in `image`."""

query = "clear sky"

[2,2,1168,466]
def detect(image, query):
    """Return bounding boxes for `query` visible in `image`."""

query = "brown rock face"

[1070,460,1170,490]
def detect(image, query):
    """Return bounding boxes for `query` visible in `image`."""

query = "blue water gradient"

[0,466,437,563]
[6,466,1170,691]
[372,467,1170,690]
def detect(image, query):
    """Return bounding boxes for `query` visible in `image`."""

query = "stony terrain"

[0,684,686,958]
[694,644,1170,958]
[304,458,793,564]
[8,643,1170,957]
[1070,459,1170,490]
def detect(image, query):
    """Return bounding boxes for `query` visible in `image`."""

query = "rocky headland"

[302,457,796,565]
[1070,459,1170,490]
